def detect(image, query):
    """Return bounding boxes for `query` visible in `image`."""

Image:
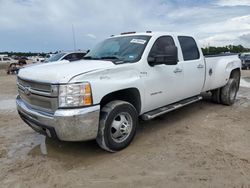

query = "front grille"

[18,78,51,92]
[17,77,58,112]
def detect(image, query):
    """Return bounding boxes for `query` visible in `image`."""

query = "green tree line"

[202,45,250,55]
[0,52,47,57]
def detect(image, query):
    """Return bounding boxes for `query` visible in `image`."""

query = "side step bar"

[141,96,202,120]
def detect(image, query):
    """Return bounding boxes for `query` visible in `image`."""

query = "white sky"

[0,0,249,52]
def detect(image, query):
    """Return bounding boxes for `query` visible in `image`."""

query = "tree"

[202,45,250,55]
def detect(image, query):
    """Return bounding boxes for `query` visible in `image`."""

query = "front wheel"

[96,100,138,152]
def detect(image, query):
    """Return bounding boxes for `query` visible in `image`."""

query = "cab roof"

[110,31,188,38]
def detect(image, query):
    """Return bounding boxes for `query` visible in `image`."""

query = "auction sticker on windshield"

[130,39,147,44]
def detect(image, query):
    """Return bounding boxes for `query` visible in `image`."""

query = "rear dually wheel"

[220,78,238,106]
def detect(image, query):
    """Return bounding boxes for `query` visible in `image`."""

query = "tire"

[211,88,221,104]
[96,100,138,152]
[220,78,238,106]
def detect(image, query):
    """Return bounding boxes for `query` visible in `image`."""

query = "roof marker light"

[121,31,136,35]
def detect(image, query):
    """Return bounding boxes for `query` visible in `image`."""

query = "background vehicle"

[16,32,241,152]
[7,57,27,74]
[240,53,250,69]
[30,56,45,63]
[43,51,87,63]
[0,56,16,69]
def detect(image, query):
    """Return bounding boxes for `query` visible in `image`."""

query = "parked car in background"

[0,56,16,69]
[20,56,29,60]
[240,53,250,69]
[30,56,45,63]
[44,51,87,63]
[7,57,27,74]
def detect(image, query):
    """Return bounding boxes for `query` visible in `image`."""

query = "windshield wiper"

[84,56,125,64]
[83,56,100,60]
[100,56,119,60]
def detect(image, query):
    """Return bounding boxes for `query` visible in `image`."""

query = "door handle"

[173,68,183,73]
[197,64,204,69]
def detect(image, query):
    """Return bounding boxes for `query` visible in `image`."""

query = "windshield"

[85,35,151,63]
[45,53,66,62]
[245,55,250,59]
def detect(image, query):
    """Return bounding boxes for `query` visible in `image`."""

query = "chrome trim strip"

[17,83,54,97]
[142,96,202,120]
[17,96,54,119]
[17,76,60,85]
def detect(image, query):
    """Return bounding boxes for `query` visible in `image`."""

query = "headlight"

[58,83,92,107]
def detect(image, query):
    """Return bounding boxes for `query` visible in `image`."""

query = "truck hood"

[18,60,115,83]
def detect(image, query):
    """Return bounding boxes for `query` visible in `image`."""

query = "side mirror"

[148,46,178,66]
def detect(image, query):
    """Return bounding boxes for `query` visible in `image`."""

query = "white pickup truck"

[16,32,241,152]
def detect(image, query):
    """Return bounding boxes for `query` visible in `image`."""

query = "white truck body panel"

[18,60,115,83]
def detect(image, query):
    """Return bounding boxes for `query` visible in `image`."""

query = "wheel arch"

[230,68,241,89]
[230,68,241,79]
[100,88,141,114]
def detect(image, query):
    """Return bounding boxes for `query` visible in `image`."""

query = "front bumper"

[16,95,100,141]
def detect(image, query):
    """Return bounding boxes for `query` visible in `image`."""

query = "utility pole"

[72,24,76,51]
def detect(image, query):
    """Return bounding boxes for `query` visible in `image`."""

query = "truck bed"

[202,54,240,92]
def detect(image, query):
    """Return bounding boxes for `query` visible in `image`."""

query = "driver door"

[143,36,184,112]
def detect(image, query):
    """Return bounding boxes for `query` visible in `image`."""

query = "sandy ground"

[0,70,250,188]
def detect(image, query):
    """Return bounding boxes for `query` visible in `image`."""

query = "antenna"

[72,24,76,51]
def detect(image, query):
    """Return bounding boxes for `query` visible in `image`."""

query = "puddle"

[7,134,46,161]
[240,78,250,88]
[0,99,16,110]
[28,137,110,169]
[28,137,104,159]
[2,133,104,170]
[4,131,108,168]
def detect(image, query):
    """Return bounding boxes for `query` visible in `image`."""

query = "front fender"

[69,64,144,107]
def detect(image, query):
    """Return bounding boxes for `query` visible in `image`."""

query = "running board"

[141,96,202,120]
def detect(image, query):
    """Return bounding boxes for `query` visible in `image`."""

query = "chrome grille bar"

[17,77,58,112]
[17,83,54,97]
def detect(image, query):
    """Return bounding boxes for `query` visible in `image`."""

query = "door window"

[63,54,75,61]
[178,36,200,61]
[63,54,72,61]
[76,53,86,60]
[149,36,175,58]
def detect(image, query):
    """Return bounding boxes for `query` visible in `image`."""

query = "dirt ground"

[0,70,250,188]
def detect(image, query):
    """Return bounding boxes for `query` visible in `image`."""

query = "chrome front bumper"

[16,95,100,141]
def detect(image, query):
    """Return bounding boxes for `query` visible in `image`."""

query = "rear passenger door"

[178,36,205,98]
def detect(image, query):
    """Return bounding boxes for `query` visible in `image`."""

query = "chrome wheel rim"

[110,112,133,143]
